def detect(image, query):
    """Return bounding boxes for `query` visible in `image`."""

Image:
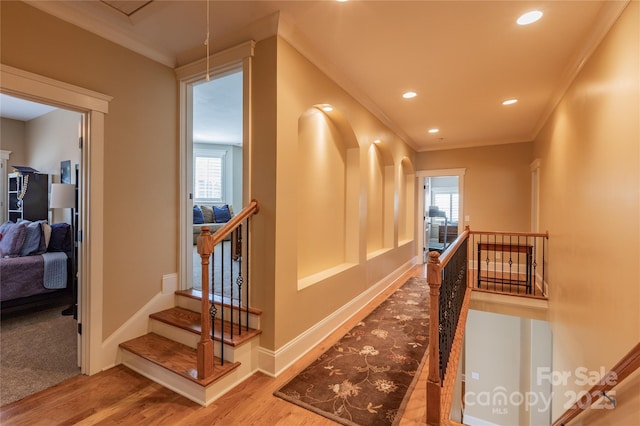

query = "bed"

[0,220,73,313]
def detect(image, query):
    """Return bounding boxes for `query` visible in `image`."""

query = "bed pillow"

[193,205,204,224]
[41,221,52,248]
[19,220,46,256]
[0,221,28,258]
[213,205,232,223]
[49,223,72,253]
[200,205,214,223]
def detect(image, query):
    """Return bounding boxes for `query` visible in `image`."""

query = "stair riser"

[176,296,261,329]
[121,349,252,407]
[149,318,258,363]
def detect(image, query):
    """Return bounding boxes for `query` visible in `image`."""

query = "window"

[194,147,226,202]
[433,192,459,222]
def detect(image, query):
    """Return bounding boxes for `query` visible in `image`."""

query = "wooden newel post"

[427,251,442,426]
[197,226,215,379]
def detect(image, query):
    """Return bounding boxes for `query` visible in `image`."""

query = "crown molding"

[26,0,176,67]
[529,0,630,141]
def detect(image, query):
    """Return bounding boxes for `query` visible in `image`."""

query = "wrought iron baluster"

[246,218,250,331]
[236,223,244,335]
[210,302,220,365]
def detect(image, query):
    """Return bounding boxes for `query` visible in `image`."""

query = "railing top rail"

[437,227,470,270]
[469,229,549,239]
[552,341,640,426]
[205,199,259,247]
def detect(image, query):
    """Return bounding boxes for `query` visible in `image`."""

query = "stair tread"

[175,289,263,316]
[119,333,240,387]
[150,307,262,347]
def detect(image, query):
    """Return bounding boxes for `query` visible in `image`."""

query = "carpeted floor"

[192,240,242,300]
[0,306,80,406]
[274,276,430,426]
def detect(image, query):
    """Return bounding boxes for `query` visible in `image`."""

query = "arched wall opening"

[367,142,394,257]
[399,156,415,243]
[296,105,360,288]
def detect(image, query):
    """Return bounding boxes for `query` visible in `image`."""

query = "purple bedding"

[0,255,57,302]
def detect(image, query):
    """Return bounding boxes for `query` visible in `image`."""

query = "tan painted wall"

[1,118,26,166]
[247,36,279,350]
[268,37,416,349]
[533,2,640,423]
[26,109,81,182]
[25,108,82,224]
[1,2,178,338]
[416,142,533,232]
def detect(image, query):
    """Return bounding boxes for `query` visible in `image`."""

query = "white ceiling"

[0,94,58,121]
[24,0,628,151]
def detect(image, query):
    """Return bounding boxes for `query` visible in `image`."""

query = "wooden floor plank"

[1,265,429,426]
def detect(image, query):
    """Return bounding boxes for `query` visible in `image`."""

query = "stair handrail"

[468,229,549,297]
[468,229,549,238]
[552,341,640,426]
[196,199,260,380]
[427,227,470,426]
[207,199,260,247]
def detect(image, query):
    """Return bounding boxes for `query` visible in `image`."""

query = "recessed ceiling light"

[374,139,382,144]
[402,91,417,99]
[337,0,348,2]
[502,99,518,105]
[517,10,543,25]
[321,104,334,112]
[428,128,439,134]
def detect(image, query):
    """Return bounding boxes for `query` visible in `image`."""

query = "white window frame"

[193,145,227,203]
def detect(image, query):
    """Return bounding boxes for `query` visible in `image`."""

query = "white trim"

[529,1,630,141]
[0,65,111,113]
[530,159,541,233]
[258,258,417,376]
[1,63,112,375]
[416,168,466,262]
[0,150,11,160]
[174,41,255,82]
[297,262,358,291]
[101,290,176,370]
[177,43,255,291]
[462,414,502,426]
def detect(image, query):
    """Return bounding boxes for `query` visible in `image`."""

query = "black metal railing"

[438,238,468,382]
[196,200,259,377]
[427,228,470,425]
[469,230,549,297]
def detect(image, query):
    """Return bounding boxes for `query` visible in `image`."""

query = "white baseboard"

[100,276,177,371]
[258,257,417,376]
[462,414,501,426]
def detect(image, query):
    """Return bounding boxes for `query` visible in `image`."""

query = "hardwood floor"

[0,266,429,426]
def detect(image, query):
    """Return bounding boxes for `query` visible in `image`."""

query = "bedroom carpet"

[0,306,80,406]
[192,240,241,300]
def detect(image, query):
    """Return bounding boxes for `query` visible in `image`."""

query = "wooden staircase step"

[119,333,240,387]
[150,307,262,347]
[175,289,263,316]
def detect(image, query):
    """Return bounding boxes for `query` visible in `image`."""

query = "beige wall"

[1,117,26,167]
[534,2,639,423]
[1,2,178,338]
[416,142,533,232]
[262,37,416,350]
[26,108,82,224]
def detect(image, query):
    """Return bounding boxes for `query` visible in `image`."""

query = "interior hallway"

[0,266,429,426]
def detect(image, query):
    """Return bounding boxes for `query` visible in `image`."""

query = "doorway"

[2,64,111,376]
[184,68,244,292]
[416,168,466,262]
[0,93,83,403]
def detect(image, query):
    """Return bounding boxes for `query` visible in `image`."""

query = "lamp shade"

[50,183,75,209]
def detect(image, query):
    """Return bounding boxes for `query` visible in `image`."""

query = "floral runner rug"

[274,276,430,425]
